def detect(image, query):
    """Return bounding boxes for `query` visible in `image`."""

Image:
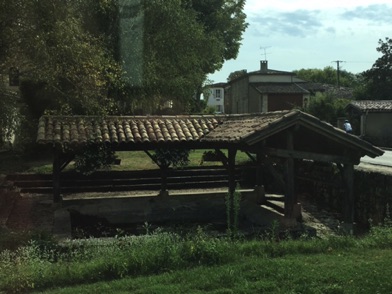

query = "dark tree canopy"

[360,37,392,100]
[227,69,247,82]
[0,0,248,141]
[1,0,122,116]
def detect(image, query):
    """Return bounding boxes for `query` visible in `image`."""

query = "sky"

[208,0,392,83]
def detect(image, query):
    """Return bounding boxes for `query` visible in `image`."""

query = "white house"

[205,82,226,113]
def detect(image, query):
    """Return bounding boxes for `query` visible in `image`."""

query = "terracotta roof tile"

[203,111,291,142]
[36,111,383,158]
[37,115,223,145]
[348,100,392,112]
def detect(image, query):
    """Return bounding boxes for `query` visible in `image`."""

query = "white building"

[205,82,226,113]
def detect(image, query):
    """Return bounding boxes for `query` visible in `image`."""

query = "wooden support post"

[161,165,168,193]
[228,148,237,195]
[284,131,295,218]
[256,152,263,187]
[53,148,61,203]
[143,150,168,195]
[228,148,237,228]
[343,163,355,233]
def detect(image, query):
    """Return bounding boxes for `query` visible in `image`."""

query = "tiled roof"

[301,83,354,99]
[248,69,294,75]
[348,100,392,112]
[37,115,222,145]
[36,110,383,158]
[203,111,291,142]
[253,83,309,94]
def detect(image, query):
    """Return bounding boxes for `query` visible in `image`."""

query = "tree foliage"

[359,37,392,100]
[74,143,117,175]
[151,148,190,168]
[293,66,359,88]
[227,69,247,82]
[138,0,248,112]
[1,0,247,117]
[1,0,123,116]
[304,92,350,126]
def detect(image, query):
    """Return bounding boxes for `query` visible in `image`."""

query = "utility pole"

[332,60,345,87]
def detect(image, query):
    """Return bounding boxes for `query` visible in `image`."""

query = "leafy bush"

[304,92,350,126]
[74,143,117,175]
[151,148,190,168]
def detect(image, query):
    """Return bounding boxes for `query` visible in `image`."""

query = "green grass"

[1,226,392,293]
[42,249,392,294]
[0,149,253,174]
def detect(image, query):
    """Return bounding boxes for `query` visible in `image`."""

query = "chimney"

[260,60,268,73]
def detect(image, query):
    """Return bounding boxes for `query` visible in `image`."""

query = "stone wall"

[296,162,392,228]
[354,168,392,226]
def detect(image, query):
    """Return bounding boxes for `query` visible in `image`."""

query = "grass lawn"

[1,227,392,293]
[26,247,392,294]
[0,149,253,174]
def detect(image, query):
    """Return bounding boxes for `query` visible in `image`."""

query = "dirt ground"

[3,193,55,231]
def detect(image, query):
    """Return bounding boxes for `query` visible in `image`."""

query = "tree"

[293,66,360,88]
[188,0,248,104]
[360,37,392,100]
[1,0,123,116]
[140,0,213,113]
[1,0,248,118]
[0,0,125,152]
[127,0,248,113]
[227,69,247,82]
[303,92,350,126]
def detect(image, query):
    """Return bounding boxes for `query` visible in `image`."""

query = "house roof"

[346,100,392,112]
[301,83,354,99]
[226,68,295,84]
[209,82,227,88]
[249,69,294,75]
[37,110,383,160]
[252,83,310,94]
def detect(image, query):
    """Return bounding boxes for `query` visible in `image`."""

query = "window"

[215,89,221,98]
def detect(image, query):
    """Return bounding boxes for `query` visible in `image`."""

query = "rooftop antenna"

[260,46,271,61]
[332,60,345,87]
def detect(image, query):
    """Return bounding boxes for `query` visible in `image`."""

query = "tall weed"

[1,221,392,293]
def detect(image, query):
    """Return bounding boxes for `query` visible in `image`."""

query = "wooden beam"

[343,163,354,226]
[263,147,358,165]
[245,151,257,163]
[60,153,74,172]
[52,148,61,203]
[143,150,168,192]
[144,150,162,168]
[214,149,228,167]
[256,152,263,187]
[228,148,237,195]
[284,131,295,218]
[227,148,237,229]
